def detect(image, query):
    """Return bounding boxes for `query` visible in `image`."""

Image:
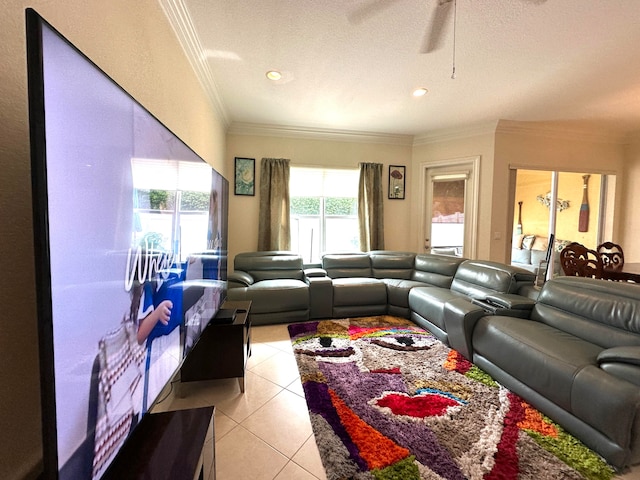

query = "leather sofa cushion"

[451,260,531,298]
[323,253,372,278]
[472,315,602,412]
[227,279,309,314]
[411,254,465,288]
[384,279,431,308]
[533,277,640,348]
[370,251,416,279]
[408,287,464,331]
[234,253,304,281]
[332,277,387,306]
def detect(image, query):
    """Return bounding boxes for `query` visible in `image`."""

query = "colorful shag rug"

[288,316,618,480]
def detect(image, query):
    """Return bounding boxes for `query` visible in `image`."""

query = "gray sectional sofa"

[227,250,535,326]
[227,250,640,469]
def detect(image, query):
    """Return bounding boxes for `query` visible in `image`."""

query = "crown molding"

[495,119,629,145]
[227,122,415,146]
[412,121,499,146]
[159,0,229,128]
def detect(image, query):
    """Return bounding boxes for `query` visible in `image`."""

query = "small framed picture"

[234,157,255,196]
[388,165,405,200]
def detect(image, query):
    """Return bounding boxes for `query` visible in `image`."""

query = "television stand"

[102,406,214,480]
[180,300,252,392]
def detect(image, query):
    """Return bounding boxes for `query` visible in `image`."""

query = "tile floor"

[157,323,326,480]
[156,322,640,480]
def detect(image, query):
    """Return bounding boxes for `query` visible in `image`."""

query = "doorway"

[511,168,616,278]
[420,157,479,258]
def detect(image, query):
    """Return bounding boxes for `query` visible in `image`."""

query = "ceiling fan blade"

[421,0,454,54]
[347,0,398,25]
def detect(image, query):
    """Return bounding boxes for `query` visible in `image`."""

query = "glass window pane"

[291,197,321,215]
[325,218,359,252]
[291,216,321,264]
[325,197,357,216]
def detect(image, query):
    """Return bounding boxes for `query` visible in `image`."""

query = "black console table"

[102,406,214,480]
[181,300,252,392]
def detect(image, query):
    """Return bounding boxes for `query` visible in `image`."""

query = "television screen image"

[26,10,228,479]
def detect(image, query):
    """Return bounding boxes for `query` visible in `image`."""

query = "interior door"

[421,158,479,258]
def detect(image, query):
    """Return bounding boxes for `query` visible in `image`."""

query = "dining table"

[602,263,640,283]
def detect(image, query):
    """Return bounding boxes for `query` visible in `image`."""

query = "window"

[131,158,212,261]
[290,167,359,264]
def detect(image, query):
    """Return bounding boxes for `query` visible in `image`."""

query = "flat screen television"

[26,9,228,479]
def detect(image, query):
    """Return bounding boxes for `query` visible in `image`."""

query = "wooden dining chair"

[560,242,603,279]
[597,242,625,272]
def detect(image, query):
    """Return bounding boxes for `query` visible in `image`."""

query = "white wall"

[494,122,627,262]
[410,129,497,260]
[225,132,413,266]
[0,1,226,478]
[622,134,640,262]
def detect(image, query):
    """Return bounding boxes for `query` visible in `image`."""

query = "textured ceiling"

[174,0,640,137]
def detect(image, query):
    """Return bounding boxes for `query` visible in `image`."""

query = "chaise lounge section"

[471,276,640,468]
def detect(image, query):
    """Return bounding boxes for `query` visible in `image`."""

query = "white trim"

[159,0,230,127]
[227,122,414,146]
[496,119,628,145]
[413,122,498,145]
[419,156,480,259]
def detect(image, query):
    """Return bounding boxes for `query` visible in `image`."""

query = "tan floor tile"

[213,370,283,423]
[250,350,300,388]
[286,376,305,398]
[266,338,295,355]
[247,341,281,370]
[215,426,288,480]
[292,435,327,480]
[252,324,292,343]
[617,466,640,479]
[241,389,313,458]
[214,410,238,441]
[274,461,319,480]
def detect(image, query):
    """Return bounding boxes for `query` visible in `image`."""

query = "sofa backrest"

[234,251,304,281]
[533,276,640,348]
[322,253,372,278]
[412,253,465,288]
[370,251,416,279]
[451,260,535,298]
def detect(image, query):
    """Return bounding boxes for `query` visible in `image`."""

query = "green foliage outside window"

[325,197,357,215]
[138,189,209,211]
[291,197,356,216]
[181,191,210,211]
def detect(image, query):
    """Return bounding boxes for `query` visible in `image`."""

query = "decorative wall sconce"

[536,192,570,212]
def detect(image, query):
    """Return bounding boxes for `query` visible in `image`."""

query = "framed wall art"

[234,157,255,196]
[389,165,405,200]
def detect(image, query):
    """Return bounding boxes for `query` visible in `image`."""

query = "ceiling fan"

[348,0,547,54]
[346,0,456,54]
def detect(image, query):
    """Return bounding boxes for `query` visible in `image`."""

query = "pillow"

[522,235,536,250]
[531,236,549,251]
[512,234,525,249]
[511,248,531,264]
[555,239,571,252]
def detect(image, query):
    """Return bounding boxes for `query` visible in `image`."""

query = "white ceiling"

[170,0,640,138]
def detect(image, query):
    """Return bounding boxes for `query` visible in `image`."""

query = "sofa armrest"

[598,347,640,366]
[304,267,328,278]
[598,347,640,386]
[443,298,487,360]
[484,293,536,311]
[228,271,254,288]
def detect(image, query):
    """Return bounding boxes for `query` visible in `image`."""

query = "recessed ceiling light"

[266,70,282,81]
[412,87,428,97]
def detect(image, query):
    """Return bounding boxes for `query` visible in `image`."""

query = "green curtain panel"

[358,162,385,251]
[258,158,291,251]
